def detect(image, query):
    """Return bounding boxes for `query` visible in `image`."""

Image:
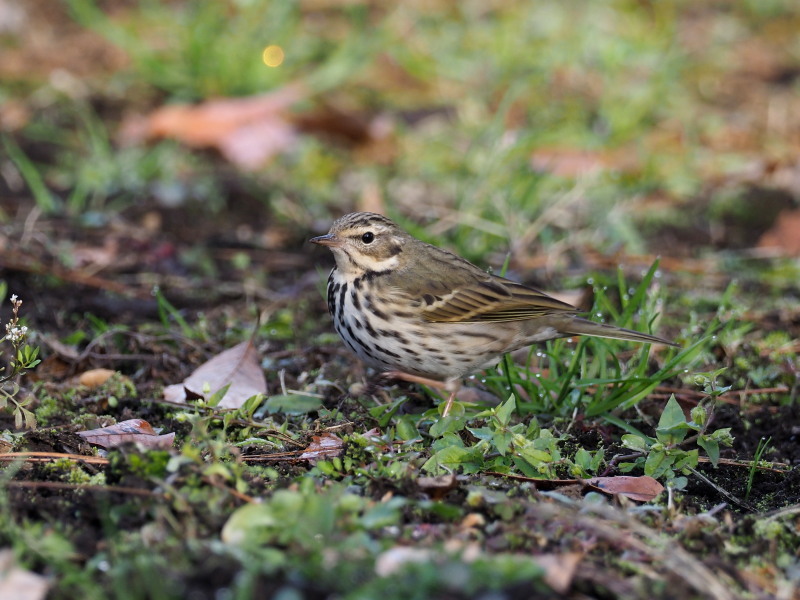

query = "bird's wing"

[411,259,577,323]
[422,279,576,322]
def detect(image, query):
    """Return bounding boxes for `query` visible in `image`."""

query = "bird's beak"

[309,233,342,248]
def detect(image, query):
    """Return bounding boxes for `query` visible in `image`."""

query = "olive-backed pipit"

[311,212,677,415]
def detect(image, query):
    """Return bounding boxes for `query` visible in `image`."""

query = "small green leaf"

[670,476,688,490]
[658,395,686,429]
[673,449,699,472]
[516,446,552,468]
[395,416,419,441]
[697,437,720,466]
[429,415,466,438]
[494,395,516,427]
[655,395,689,444]
[263,394,323,415]
[492,431,513,456]
[621,434,650,451]
[207,383,232,407]
[710,428,734,446]
[467,426,493,441]
[423,445,483,474]
[644,449,675,479]
[369,396,407,427]
[241,394,265,417]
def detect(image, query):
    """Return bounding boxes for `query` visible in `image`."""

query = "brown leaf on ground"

[758,208,800,256]
[163,340,267,409]
[76,419,175,449]
[534,552,584,594]
[485,472,664,502]
[530,147,638,177]
[0,549,50,600]
[299,433,344,464]
[120,84,308,169]
[417,474,459,500]
[78,368,117,388]
[584,476,665,502]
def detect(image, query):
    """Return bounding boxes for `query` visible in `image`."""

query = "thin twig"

[5,480,159,497]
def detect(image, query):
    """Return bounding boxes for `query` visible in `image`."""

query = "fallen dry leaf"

[530,147,638,177]
[163,340,267,409]
[758,208,800,256]
[299,433,344,464]
[584,476,665,502]
[0,549,50,600]
[120,85,307,170]
[459,512,486,530]
[485,472,664,502]
[417,474,459,500]
[78,368,117,388]
[76,419,175,449]
[534,552,583,594]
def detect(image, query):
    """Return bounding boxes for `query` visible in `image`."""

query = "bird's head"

[310,212,410,275]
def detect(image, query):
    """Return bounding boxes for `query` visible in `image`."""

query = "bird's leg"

[440,380,462,417]
[380,371,447,389]
[380,371,461,416]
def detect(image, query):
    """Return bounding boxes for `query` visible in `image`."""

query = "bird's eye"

[361,232,375,244]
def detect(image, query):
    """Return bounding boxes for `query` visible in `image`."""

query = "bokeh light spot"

[262,45,285,67]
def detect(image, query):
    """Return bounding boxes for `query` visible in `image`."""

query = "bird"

[310,212,677,416]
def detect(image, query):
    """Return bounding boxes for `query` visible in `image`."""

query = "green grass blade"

[2,135,58,213]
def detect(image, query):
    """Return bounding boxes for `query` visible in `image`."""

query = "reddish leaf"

[120,84,307,170]
[77,419,175,449]
[530,147,637,177]
[299,433,344,464]
[163,340,267,409]
[485,472,664,502]
[584,476,665,502]
[758,209,800,256]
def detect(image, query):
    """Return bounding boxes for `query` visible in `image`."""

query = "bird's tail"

[562,317,678,347]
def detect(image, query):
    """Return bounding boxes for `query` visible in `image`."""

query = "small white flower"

[10,294,18,303]
[5,325,27,343]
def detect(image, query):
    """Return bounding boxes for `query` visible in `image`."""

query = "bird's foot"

[379,371,462,416]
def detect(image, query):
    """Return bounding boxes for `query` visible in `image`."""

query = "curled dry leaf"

[299,433,344,464]
[77,419,175,449]
[163,340,267,409]
[78,368,117,388]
